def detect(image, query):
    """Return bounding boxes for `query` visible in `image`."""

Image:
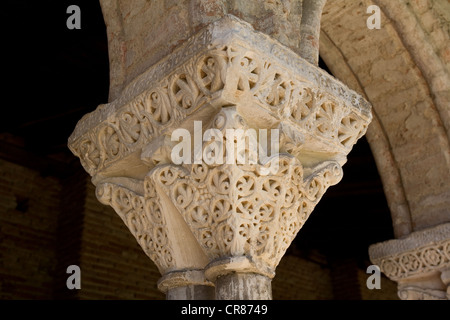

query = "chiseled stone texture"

[99,0,304,102]
[369,223,450,280]
[69,14,371,267]
[215,273,272,300]
[68,13,372,299]
[0,159,60,299]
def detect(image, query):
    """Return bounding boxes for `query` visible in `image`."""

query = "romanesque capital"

[68,15,372,299]
[369,223,450,300]
[68,15,371,179]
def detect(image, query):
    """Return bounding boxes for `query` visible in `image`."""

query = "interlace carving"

[68,16,372,285]
[149,108,343,270]
[151,159,342,270]
[95,180,175,273]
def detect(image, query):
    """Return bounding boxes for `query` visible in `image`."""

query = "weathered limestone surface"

[215,272,273,300]
[369,223,450,300]
[69,11,372,299]
[158,270,215,299]
[100,0,305,102]
[98,0,338,102]
[299,0,327,65]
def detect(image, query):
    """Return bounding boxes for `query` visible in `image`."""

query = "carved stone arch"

[319,0,450,237]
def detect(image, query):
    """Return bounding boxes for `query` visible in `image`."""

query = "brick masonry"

[0,156,397,299]
[320,0,450,236]
[0,159,60,299]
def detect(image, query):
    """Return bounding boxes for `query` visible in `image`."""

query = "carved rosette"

[369,223,450,300]
[374,239,450,281]
[68,16,371,179]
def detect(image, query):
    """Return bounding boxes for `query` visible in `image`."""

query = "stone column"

[299,0,327,65]
[158,270,215,300]
[68,14,371,299]
[369,223,450,300]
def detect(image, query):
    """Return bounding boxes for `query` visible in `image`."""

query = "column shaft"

[215,273,272,300]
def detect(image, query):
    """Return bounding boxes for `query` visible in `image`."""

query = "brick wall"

[0,158,164,300]
[0,159,60,299]
[358,263,398,300]
[272,251,333,300]
[53,168,86,299]
[0,158,397,300]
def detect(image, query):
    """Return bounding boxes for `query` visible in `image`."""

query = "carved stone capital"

[369,223,450,300]
[68,14,372,299]
[68,15,371,181]
[149,115,344,272]
[95,177,210,275]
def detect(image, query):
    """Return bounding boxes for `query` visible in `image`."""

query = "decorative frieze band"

[375,239,450,281]
[369,223,450,282]
[68,15,371,178]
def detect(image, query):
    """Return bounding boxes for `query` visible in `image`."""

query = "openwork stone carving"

[370,223,450,300]
[68,15,371,179]
[149,107,343,274]
[95,180,175,273]
[68,15,372,298]
[95,176,211,277]
[374,239,450,281]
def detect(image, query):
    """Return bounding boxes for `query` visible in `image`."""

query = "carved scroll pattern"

[70,48,228,176]
[148,107,343,269]
[69,43,370,177]
[95,181,175,273]
[151,158,342,269]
